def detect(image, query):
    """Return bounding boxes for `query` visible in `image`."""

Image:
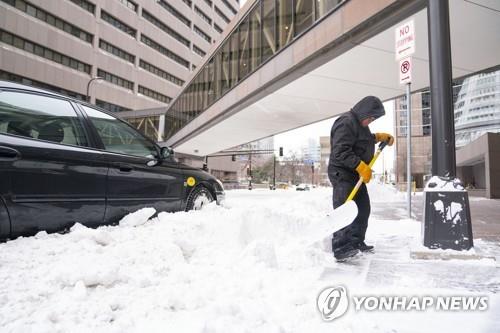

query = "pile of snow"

[0,185,498,332]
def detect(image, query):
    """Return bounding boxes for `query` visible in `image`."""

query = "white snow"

[425,176,465,192]
[0,183,498,332]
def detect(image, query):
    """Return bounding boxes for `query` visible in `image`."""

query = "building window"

[239,16,250,79]
[0,30,91,74]
[278,0,293,49]
[229,30,239,87]
[214,23,223,34]
[193,44,207,57]
[250,3,262,71]
[0,70,86,101]
[101,10,137,37]
[262,0,276,62]
[221,0,237,15]
[221,39,231,94]
[295,0,314,36]
[140,34,190,69]
[68,0,95,14]
[99,39,135,63]
[195,6,212,25]
[2,0,93,44]
[139,59,184,87]
[204,0,213,8]
[157,0,191,27]
[194,25,212,43]
[117,0,137,12]
[138,85,172,104]
[142,10,190,48]
[181,0,191,8]
[215,6,230,24]
[422,108,431,136]
[315,0,343,19]
[97,69,134,91]
[95,99,130,112]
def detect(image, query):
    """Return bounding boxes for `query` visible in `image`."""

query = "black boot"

[356,241,374,252]
[334,244,360,261]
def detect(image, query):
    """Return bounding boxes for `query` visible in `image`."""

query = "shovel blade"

[307,201,358,245]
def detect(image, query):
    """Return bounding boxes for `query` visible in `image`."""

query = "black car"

[0,81,224,240]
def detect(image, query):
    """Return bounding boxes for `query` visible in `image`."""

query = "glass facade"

[164,0,346,141]
[454,69,500,147]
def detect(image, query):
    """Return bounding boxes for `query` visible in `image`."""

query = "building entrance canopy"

[165,0,500,156]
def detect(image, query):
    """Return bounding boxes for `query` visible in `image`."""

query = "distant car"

[295,184,311,191]
[0,81,224,240]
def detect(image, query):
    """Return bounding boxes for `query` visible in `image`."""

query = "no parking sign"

[399,57,412,85]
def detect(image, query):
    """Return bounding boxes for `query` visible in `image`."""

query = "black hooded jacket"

[328,96,385,183]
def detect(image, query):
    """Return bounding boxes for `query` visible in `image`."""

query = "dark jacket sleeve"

[330,119,361,170]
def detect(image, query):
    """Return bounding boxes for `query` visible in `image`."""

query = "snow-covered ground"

[0,183,499,332]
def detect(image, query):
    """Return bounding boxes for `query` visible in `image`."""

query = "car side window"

[81,105,158,158]
[0,91,89,146]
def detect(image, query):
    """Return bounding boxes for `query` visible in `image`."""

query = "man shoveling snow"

[328,96,394,261]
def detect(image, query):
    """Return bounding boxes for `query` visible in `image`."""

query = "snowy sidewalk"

[0,183,499,332]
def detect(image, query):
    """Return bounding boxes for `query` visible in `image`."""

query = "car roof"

[0,80,69,98]
[0,80,118,118]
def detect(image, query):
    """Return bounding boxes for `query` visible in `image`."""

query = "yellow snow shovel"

[346,141,388,202]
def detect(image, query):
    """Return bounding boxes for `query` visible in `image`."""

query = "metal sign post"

[406,82,412,219]
[399,54,413,219]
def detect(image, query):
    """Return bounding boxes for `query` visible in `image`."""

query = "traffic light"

[279,147,283,157]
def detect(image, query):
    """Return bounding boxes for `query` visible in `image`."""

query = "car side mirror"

[160,146,174,160]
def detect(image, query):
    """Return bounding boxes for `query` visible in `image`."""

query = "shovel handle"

[345,141,388,203]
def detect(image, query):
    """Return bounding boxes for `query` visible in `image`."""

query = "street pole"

[248,150,252,190]
[311,164,314,186]
[423,0,473,250]
[406,83,412,218]
[273,154,276,190]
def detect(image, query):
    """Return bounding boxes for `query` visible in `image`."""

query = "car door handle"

[0,146,20,161]
[115,163,133,172]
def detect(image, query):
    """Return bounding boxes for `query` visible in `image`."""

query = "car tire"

[185,185,214,211]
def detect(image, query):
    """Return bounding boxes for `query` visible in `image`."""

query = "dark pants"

[330,179,371,252]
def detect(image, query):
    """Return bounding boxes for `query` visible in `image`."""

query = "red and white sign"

[395,20,415,60]
[399,57,412,85]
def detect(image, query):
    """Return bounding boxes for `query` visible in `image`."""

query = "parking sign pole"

[406,82,412,219]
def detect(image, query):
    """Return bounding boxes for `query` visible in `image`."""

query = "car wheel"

[185,186,214,211]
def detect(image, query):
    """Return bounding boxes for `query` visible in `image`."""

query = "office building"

[0,0,239,141]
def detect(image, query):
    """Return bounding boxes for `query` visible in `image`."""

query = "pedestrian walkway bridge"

[134,0,500,156]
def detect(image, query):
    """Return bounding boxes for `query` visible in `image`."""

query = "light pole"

[86,77,103,103]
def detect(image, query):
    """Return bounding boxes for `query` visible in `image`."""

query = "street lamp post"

[423,0,473,250]
[86,77,103,103]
